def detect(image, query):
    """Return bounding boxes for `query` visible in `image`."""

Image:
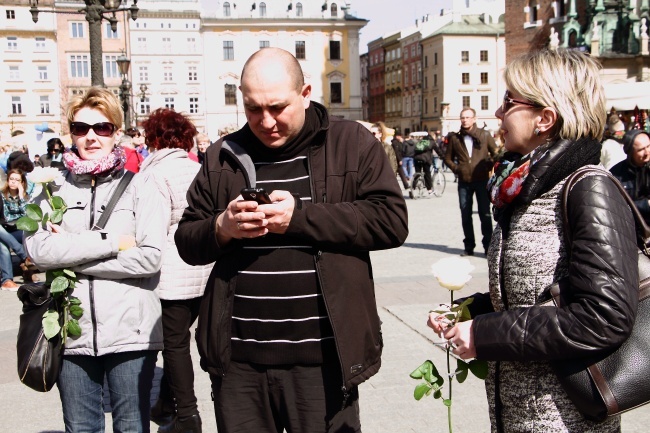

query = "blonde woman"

[428,49,638,432]
[25,87,168,432]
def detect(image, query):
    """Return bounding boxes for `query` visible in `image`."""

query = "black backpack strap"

[92,171,135,231]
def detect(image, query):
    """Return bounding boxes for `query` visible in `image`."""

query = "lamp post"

[116,53,132,129]
[29,0,139,87]
[135,84,148,125]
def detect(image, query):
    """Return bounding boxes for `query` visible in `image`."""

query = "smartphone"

[240,187,272,204]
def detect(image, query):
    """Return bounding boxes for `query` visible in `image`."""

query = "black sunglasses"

[501,91,543,113]
[70,122,116,137]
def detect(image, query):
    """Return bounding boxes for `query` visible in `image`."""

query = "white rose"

[431,257,475,291]
[27,167,63,184]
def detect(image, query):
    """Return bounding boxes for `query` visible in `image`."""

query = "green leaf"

[69,305,84,318]
[63,269,77,279]
[413,383,432,400]
[50,209,64,224]
[410,360,432,380]
[42,309,61,340]
[68,296,82,306]
[16,216,39,232]
[455,359,469,383]
[67,319,82,336]
[433,389,442,399]
[25,204,43,221]
[42,212,49,227]
[443,398,452,407]
[51,195,66,210]
[50,276,70,294]
[469,359,489,379]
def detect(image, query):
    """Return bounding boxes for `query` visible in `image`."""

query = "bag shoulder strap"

[92,171,135,231]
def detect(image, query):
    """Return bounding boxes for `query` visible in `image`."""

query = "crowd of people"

[2,45,650,433]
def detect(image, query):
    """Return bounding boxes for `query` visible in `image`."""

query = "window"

[225,84,237,105]
[462,73,470,85]
[70,55,89,78]
[480,72,488,84]
[189,97,199,114]
[424,98,428,114]
[417,64,421,84]
[461,51,469,62]
[12,96,22,115]
[187,37,197,52]
[480,50,488,62]
[528,0,538,22]
[296,2,303,16]
[260,40,270,49]
[295,41,305,59]
[40,95,50,114]
[260,2,266,16]
[138,37,147,51]
[104,55,119,78]
[188,66,198,81]
[7,37,17,51]
[330,82,342,103]
[403,67,408,86]
[38,66,48,80]
[434,52,438,65]
[424,76,428,89]
[105,23,118,39]
[434,74,437,87]
[411,46,415,57]
[404,49,408,60]
[164,97,175,110]
[35,37,46,50]
[9,66,19,80]
[6,10,15,19]
[139,66,148,82]
[411,67,416,85]
[164,66,173,82]
[331,3,338,17]
[71,22,84,38]
[424,56,428,67]
[462,96,470,108]
[223,41,234,60]
[223,2,231,16]
[481,95,489,111]
[329,41,341,60]
[140,97,151,115]
[434,97,438,113]
[163,37,172,52]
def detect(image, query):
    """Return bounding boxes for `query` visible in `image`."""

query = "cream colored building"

[421,12,505,135]
[200,1,367,139]
[1,0,61,144]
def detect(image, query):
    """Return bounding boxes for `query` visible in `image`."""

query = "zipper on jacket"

[314,250,348,407]
[89,176,99,355]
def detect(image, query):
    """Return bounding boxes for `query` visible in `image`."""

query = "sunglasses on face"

[69,122,116,137]
[501,91,543,113]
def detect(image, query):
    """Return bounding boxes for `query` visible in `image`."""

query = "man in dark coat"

[610,129,650,224]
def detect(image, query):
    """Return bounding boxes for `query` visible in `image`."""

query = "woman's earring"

[533,127,541,136]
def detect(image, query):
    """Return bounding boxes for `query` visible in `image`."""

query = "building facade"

[368,37,385,123]
[383,32,402,131]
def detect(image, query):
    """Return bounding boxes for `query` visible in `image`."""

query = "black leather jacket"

[467,138,638,362]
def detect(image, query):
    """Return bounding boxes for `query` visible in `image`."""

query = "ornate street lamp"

[116,53,132,129]
[29,0,139,87]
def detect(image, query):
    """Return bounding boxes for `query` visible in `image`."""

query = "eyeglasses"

[69,122,116,137]
[501,91,543,113]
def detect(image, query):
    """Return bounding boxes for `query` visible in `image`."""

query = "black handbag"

[549,166,650,421]
[15,171,134,392]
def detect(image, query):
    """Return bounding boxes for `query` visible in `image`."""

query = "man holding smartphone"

[176,47,408,433]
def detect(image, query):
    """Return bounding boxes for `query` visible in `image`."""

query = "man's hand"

[215,195,268,245]
[258,190,296,235]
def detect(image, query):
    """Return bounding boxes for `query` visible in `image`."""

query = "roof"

[429,15,504,37]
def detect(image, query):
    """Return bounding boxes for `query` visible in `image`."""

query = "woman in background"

[140,108,212,433]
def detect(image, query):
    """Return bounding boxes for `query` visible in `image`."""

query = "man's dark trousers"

[458,179,493,253]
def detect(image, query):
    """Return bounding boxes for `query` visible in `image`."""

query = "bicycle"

[410,163,446,199]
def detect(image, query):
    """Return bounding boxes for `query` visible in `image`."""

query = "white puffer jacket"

[25,169,168,356]
[138,148,213,300]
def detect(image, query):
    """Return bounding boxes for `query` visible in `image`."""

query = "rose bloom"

[431,257,475,291]
[28,167,63,184]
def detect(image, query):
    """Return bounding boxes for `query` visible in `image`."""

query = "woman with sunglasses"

[428,49,638,432]
[24,87,168,432]
[36,137,66,170]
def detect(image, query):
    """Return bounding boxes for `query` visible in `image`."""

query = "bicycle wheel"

[431,170,446,197]
[412,173,427,199]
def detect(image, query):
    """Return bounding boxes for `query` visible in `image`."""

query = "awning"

[604,82,650,111]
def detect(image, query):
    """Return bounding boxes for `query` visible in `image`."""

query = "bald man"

[176,48,408,432]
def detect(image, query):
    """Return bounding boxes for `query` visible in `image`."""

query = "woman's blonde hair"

[66,87,123,131]
[504,49,606,141]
